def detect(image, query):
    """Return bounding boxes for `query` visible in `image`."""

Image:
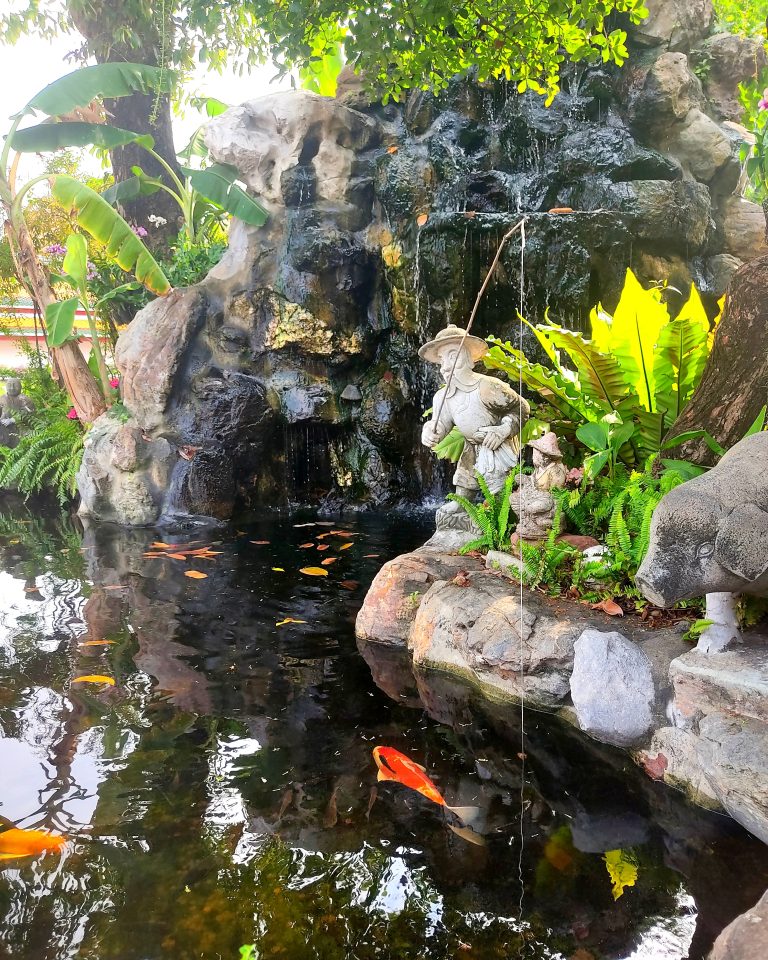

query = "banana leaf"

[51,175,171,296]
[63,233,88,288]
[181,164,269,227]
[45,297,80,348]
[11,122,154,153]
[26,63,176,118]
[544,326,627,411]
[653,284,710,424]
[102,174,163,207]
[608,269,668,412]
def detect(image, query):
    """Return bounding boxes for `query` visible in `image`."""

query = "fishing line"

[517,218,528,955]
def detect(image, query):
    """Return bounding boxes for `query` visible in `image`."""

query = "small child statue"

[510,432,568,541]
[0,378,35,448]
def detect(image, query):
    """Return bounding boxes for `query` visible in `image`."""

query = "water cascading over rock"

[77,0,768,524]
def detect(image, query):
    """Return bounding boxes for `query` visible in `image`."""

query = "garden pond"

[0,505,767,960]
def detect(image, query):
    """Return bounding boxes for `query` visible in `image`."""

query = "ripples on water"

[0,504,766,960]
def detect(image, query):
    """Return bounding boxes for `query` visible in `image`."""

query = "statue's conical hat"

[418,324,488,364]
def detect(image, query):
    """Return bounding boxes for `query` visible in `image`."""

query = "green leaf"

[11,122,154,153]
[661,459,707,480]
[583,449,611,479]
[177,126,209,163]
[102,174,163,207]
[299,41,346,97]
[607,269,669,411]
[433,426,465,463]
[45,297,80,347]
[26,63,176,118]
[51,175,171,296]
[744,404,767,437]
[661,429,709,451]
[94,282,142,308]
[576,421,609,453]
[545,326,626,410]
[183,164,269,227]
[653,284,710,423]
[63,233,88,289]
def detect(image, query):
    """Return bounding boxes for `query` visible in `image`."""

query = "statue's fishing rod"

[431,216,529,429]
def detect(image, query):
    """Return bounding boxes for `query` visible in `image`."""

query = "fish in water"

[372,746,479,825]
[0,820,66,860]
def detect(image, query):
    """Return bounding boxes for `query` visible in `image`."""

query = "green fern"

[449,469,522,554]
[0,405,85,504]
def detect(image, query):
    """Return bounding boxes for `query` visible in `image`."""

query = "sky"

[0,30,293,179]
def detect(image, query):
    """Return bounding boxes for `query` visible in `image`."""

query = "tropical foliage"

[448,470,520,554]
[485,269,719,476]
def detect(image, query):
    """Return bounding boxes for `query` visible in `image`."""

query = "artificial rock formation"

[78,1,768,522]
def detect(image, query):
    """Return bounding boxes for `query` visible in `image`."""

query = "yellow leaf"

[184,570,208,579]
[272,567,285,572]
[79,640,116,646]
[72,675,115,686]
[300,566,329,577]
[151,541,172,549]
[340,543,353,550]
[276,618,307,627]
[603,849,638,900]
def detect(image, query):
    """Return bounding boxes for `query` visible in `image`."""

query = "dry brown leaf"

[184,570,208,580]
[166,553,189,561]
[592,599,624,617]
[340,580,359,590]
[316,544,330,551]
[299,542,314,548]
[300,566,329,577]
[548,206,574,214]
[151,541,172,549]
[387,145,398,154]
[250,540,270,545]
[321,557,338,566]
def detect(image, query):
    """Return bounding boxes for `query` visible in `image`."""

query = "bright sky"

[0,30,293,178]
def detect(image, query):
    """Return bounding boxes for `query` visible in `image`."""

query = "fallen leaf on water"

[603,849,639,900]
[340,543,354,550]
[166,553,189,561]
[447,823,487,846]
[316,533,331,539]
[276,618,307,627]
[387,144,398,154]
[300,566,329,577]
[330,530,357,536]
[151,541,172,549]
[321,557,338,566]
[250,540,270,545]
[73,675,115,686]
[517,752,527,761]
[272,567,285,572]
[184,570,208,579]
[24,586,41,593]
[592,599,624,617]
[340,580,359,590]
[416,212,429,226]
[79,640,116,646]
[548,206,574,214]
[362,554,380,558]
[365,785,378,819]
[299,542,314,549]
[143,552,165,558]
[293,523,316,528]
[316,544,330,551]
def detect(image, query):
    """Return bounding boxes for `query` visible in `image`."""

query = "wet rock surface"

[80,7,767,522]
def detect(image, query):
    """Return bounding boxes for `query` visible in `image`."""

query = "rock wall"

[78,1,768,523]
[357,547,768,846]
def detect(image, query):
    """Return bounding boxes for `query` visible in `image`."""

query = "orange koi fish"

[0,825,66,860]
[372,746,478,824]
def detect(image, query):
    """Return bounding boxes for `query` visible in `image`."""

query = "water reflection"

[0,502,765,960]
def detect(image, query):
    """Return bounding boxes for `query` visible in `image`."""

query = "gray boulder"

[631,0,714,52]
[570,629,656,746]
[707,888,768,960]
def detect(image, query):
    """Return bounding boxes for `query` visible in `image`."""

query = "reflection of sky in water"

[205,733,263,830]
[624,890,697,960]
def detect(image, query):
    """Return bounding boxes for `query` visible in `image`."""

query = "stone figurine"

[510,431,568,540]
[0,378,35,448]
[420,324,529,547]
[636,432,768,652]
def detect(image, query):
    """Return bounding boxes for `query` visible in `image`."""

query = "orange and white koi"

[372,746,478,825]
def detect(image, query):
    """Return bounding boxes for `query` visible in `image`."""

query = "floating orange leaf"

[387,145,398,154]
[321,557,338,566]
[548,206,574,215]
[300,566,329,577]
[416,213,429,227]
[316,533,331,539]
[151,541,172,549]
[24,586,41,593]
[72,675,115,686]
[340,543,354,550]
[79,640,116,646]
[330,530,357,536]
[316,544,330,551]
[299,542,314,548]
[250,540,270,545]
[340,580,359,591]
[362,554,380,558]
[166,553,189,561]
[276,618,308,627]
[184,570,208,580]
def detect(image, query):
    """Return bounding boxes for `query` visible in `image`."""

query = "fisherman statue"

[420,324,529,549]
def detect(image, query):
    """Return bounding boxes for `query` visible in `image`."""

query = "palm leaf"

[50,175,171,296]
[11,122,154,153]
[25,63,176,118]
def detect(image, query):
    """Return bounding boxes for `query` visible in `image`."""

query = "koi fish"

[372,746,479,825]
[0,824,66,860]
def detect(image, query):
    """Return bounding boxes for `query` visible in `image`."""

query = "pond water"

[0,504,767,960]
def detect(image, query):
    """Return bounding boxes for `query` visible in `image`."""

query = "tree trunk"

[663,254,768,465]
[4,218,106,423]
[67,2,182,248]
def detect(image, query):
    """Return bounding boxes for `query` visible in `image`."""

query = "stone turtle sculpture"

[635,433,768,652]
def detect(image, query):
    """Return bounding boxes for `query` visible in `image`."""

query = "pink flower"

[566,466,584,486]
[760,89,768,111]
[109,377,120,389]
[66,407,79,420]
[132,224,148,238]
[44,243,66,256]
